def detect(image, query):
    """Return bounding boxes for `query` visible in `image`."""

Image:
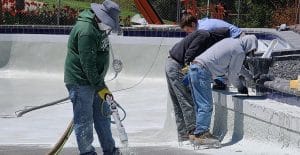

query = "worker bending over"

[187,35,257,145]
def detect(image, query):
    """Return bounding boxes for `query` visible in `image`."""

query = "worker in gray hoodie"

[166,28,229,142]
[187,35,258,145]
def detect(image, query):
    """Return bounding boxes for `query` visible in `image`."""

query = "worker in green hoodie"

[64,1,121,154]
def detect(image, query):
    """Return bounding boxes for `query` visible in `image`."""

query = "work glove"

[181,64,189,75]
[239,76,246,86]
[98,87,113,101]
[238,86,248,95]
[212,78,227,90]
[239,75,256,88]
[255,74,275,85]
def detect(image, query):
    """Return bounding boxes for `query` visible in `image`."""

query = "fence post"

[57,0,61,25]
[237,0,241,26]
[0,0,2,24]
[298,0,300,24]
[176,0,181,24]
[206,0,210,17]
[16,0,25,24]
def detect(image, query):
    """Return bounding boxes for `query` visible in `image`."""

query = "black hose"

[16,97,69,117]
[15,96,127,123]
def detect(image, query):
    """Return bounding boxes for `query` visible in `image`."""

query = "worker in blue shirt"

[180,13,242,38]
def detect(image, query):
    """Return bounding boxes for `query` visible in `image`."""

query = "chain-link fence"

[148,0,178,23]
[0,0,300,27]
[228,0,300,28]
[0,0,137,25]
[1,0,81,25]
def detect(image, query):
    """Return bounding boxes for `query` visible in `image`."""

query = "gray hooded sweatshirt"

[194,35,258,89]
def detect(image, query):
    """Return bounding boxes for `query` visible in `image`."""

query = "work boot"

[178,134,193,147]
[187,129,196,142]
[81,151,97,155]
[189,134,196,142]
[178,134,189,142]
[112,147,122,155]
[104,147,122,155]
[193,131,221,147]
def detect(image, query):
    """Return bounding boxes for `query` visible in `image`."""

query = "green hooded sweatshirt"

[64,9,109,91]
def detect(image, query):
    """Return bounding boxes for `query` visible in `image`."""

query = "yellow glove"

[98,87,112,101]
[181,65,189,74]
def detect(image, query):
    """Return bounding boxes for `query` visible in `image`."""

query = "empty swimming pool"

[0,33,299,155]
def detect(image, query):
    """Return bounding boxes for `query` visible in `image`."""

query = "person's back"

[194,35,258,88]
[198,18,242,38]
[194,38,241,79]
[169,30,210,65]
[169,28,229,65]
[65,9,109,89]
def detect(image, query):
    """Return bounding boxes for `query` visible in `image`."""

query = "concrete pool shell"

[0,34,300,155]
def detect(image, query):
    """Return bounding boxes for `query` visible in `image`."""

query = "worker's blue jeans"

[66,85,115,155]
[188,64,213,135]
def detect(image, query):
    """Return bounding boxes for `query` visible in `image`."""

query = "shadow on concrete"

[212,91,246,147]
[0,41,12,68]
[221,96,245,147]
[219,95,266,147]
[212,91,228,142]
[212,89,269,145]
[0,145,206,155]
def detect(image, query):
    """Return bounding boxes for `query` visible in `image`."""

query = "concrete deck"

[242,28,300,50]
[0,146,202,155]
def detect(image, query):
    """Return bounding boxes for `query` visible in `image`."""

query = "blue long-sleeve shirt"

[198,18,242,38]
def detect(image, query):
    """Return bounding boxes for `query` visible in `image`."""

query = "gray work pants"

[165,57,196,141]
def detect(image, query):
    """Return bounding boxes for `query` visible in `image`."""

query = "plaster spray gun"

[106,95,129,147]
